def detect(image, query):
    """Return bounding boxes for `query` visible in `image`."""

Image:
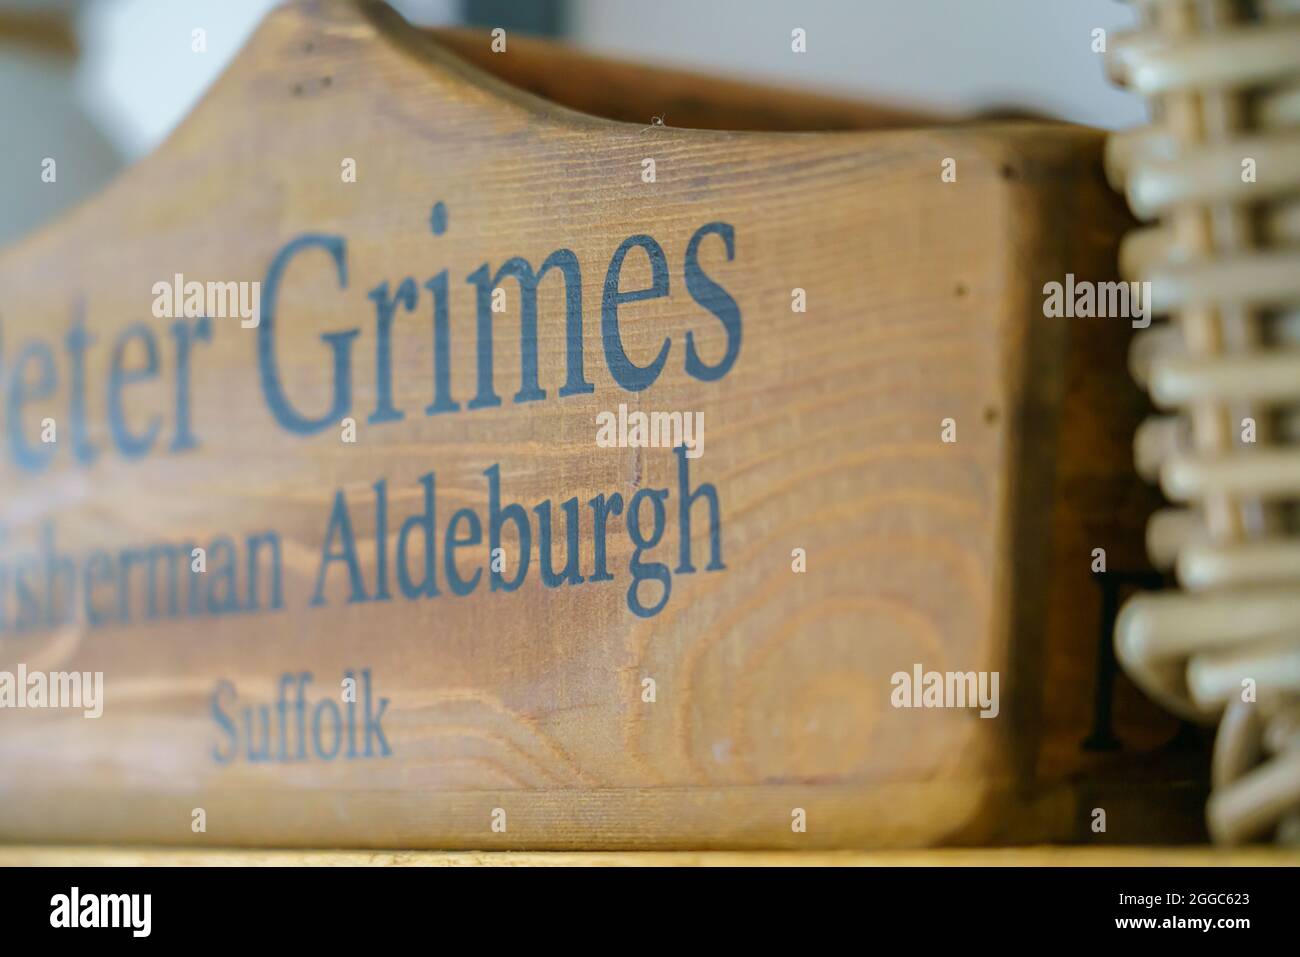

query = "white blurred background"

[2,0,1145,247]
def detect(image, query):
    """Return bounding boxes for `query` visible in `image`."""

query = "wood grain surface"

[2,845,1293,867]
[0,0,1190,849]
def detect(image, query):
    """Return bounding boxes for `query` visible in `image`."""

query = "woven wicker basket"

[1108,0,1300,844]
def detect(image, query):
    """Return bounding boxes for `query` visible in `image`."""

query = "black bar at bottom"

[0,860,1289,943]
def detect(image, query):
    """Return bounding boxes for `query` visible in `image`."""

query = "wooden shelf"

[3,845,1298,866]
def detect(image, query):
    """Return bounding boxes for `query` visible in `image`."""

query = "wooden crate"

[0,0,1199,849]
